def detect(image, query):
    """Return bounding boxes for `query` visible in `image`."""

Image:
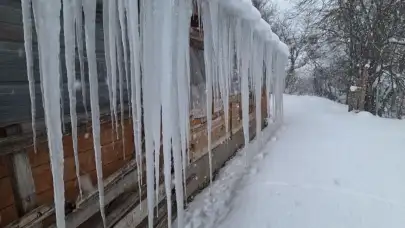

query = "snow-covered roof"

[217,0,289,57]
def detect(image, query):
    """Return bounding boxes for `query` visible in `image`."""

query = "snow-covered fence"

[0,0,288,227]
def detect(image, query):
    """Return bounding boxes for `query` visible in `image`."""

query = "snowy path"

[182,95,405,228]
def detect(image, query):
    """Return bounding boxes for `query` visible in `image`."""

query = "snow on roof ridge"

[217,0,260,21]
[217,0,289,57]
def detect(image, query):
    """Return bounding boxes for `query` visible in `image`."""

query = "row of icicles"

[20,0,288,227]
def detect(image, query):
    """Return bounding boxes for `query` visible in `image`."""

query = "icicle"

[108,0,119,139]
[185,33,191,167]
[116,14,126,159]
[140,0,156,225]
[171,74,185,227]
[21,0,36,152]
[127,0,143,206]
[161,66,173,227]
[63,0,83,198]
[152,1,162,207]
[74,0,88,119]
[118,0,131,119]
[172,0,192,204]
[160,1,174,225]
[265,43,273,120]
[31,0,46,128]
[272,52,279,121]
[240,21,253,149]
[31,1,65,227]
[182,0,193,202]
[60,71,66,133]
[83,0,106,226]
[153,118,161,213]
[217,10,231,134]
[103,0,116,147]
[209,2,220,103]
[150,0,163,215]
[253,35,264,147]
[201,0,214,188]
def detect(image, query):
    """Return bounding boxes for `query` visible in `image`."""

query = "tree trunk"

[358,67,368,111]
[364,89,376,114]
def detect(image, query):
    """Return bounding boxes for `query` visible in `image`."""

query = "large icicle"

[217,9,231,134]
[264,43,274,121]
[171,71,185,228]
[21,0,36,151]
[140,0,156,226]
[172,0,192,202]
[31,0,65,227]
[74,0,88,119]
[152,0,162,206]
[160,59,173,228]
[202,0,215,188]
[127,0,143,205]
[83,0,106,226]
[63,0,83,198]
[240,21,253,149]
[161,1,174,226]
[252,32,264,147]
[31,0,46,133]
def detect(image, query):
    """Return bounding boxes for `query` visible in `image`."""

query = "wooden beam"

[62,160,138,228]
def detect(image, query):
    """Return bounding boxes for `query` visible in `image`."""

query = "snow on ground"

[181,95,405,228]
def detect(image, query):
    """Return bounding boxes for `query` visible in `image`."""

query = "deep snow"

[182,95,405,228]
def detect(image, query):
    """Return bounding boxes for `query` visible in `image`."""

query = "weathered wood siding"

[0,1,113,128]
[0,156,19,227]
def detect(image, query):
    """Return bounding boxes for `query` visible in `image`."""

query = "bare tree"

[294,0,405,116]
[253,0,313,93]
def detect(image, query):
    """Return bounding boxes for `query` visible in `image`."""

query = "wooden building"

[0,1,280,227]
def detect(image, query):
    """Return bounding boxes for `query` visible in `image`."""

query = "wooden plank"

[0,22,23,42]
[31,163,52,194]
[0,5,22,25]
[112,179,171,228]
[0,205,18,227]
[0,156,9,178]
[8,159,138,228]
[62,160,139,228]
[5,205,52,228]
[100,192,139,228]
[0,177,15,210]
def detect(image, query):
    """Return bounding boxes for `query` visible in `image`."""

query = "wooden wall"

[0,2,273,226]
[0,88,272,228]
[0,157,18,227]
[0,118,134,227]
[27,119,134,207]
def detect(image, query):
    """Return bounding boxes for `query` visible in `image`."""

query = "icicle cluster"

[139,1,192,227]
[21,0,288,227]
[199,0,289,187]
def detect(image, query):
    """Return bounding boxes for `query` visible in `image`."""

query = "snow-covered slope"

[182,95,405,228]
